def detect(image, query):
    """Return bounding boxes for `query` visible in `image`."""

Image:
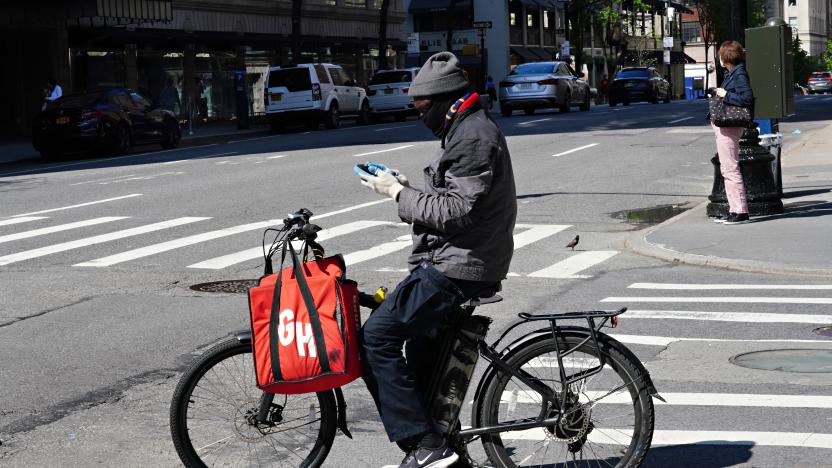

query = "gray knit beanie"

[408,51,469,98]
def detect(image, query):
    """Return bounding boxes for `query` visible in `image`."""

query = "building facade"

[783,0,830,56]
[1,0,407,138]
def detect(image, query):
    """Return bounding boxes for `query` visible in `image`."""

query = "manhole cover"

[729,349,832,373]
[190,279,259,294]
[814,326,832,337]
[610,204,692,226]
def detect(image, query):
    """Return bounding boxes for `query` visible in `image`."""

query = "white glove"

[360,169,404,201]
[715,88,727,98]
[386,168,410,187]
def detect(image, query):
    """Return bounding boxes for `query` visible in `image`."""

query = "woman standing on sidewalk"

[712,40,754,225]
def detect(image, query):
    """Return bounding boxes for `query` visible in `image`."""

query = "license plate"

[519,83,533,89]
[270,93,282,101]
[384,89,395,95]
[56,116,70,124]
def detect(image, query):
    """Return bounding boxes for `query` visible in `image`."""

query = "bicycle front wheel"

[478,334,654,468]
[170,338,337,467]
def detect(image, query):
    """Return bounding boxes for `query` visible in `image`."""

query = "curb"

[624,201,832,278]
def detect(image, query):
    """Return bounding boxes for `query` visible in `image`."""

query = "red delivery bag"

[249,241,362,394]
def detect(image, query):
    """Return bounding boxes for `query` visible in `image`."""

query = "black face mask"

[419,96,458,138]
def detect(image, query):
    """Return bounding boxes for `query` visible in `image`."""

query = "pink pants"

[712,124,748,214]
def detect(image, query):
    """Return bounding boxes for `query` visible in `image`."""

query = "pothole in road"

[813,326,832,337]
[610,203,693,226]
[729,349,832,373]
[190,279,259,294]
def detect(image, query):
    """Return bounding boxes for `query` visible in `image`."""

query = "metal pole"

[480,29,486,93]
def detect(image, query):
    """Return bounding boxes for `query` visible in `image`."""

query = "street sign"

[472,21,492,29]
[407,32,420,54]
[561,41,570,59]
[663,36,674,48]
[663,49,671,64]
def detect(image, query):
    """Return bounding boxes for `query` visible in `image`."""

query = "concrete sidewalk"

[628,122,832,277]
[0,121,269,165]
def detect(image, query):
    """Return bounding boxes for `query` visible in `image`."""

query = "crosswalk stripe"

[602,296,832,304]
[0,217,209,266]
[512,224,571,249]
[629,283,832,290]
[187,221,399,270]
[622,310,832,324]
[610,334,832,347]
[500,391,832,408]
[74,219,283,267]
[343,235,412,266]
[528,251,618,279]
[0,217,48,227]
[502,429,832,448]
[0,217,129,245]
[8,194,142,218]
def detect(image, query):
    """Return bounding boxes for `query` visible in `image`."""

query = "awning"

[68,0,173,21]
[408,0,472,12]
[529,47,553,60]
[511,46,540,62]
[519,0,563,8]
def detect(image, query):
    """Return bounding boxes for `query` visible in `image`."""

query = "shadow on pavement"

[643,442,754,467]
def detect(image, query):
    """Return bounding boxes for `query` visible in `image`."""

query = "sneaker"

[388,444,459,468]
[711,214,728,223]
[722,212,750,224]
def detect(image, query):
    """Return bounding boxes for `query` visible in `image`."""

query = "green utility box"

[745,24,795,119]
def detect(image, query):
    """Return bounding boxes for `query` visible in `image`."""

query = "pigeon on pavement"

[566,235,580,251]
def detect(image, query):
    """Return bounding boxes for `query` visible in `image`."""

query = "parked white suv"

[367,68,420,122]
[264,63,370,130]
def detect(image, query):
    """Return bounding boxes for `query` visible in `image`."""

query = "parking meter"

[234,69,250,130]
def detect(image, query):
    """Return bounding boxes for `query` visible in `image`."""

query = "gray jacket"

[397,106,517,282]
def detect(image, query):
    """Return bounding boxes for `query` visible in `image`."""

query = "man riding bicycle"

[357,51,517,468]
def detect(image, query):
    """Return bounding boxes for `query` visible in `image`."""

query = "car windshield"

[510,63,556,75]
[370,71,412,85]
[810,72,831,78]
[52,92,106,108]
[616,70,649,79]
[268,68,312,92]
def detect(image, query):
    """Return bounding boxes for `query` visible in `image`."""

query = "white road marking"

[602,296,832,305]
[8,194,143,218]
[667,128,713,134]
[629,282,832,290]
[0,217,129,245]
[74,219,283,267]
[0,217,47,227]
[70,175,138,186]
[353,145,415,157]
[528,251,618,279]
[609,334,832,347]
[187,220,399,269]
[552,143,599,157]
[622,310,832,324]
[73,172,183,186]
[343,235,412,266]
[518,117,553,125]
[499,391,832,408]
[311,199,392,219]
[668,116,694,124]
[227,135,279,144]
[266,155,286,160]
[512,224,571,249]
[0,217,209,266]
[501,429,832,449]
[373,125,417,132]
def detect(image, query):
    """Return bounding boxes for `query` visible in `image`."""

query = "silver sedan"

[498,61,592,116]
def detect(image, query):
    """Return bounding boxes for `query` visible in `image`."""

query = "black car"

[32,88,181,159]
[609,67,671,106]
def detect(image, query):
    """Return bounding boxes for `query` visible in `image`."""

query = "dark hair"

[719,41,746,66]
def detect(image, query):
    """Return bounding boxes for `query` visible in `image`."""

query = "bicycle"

[170,209,663,467]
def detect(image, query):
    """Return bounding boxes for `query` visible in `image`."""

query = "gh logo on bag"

[278,308,317,358]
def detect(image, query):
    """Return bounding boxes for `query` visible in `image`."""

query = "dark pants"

[361,262,491,442]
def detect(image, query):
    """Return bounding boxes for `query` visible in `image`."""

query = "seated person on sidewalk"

[356,51,517,468]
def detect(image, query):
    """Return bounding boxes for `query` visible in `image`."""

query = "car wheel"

[501,105,512,117]
[269,116,282,132]
[39,148,61,160]
[559,92,571,113]
[609,100,617,107]
[524,108,535,116]
[113,123,131,154]
[580,91,591,111]
[357,100,370,126]
[306,118,320,131]
[161,120,181,149]
[324,103,340,129]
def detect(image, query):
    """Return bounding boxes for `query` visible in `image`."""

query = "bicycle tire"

[477,334,654,468]
[170,338,337,468]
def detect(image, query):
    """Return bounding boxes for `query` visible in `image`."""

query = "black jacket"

[397,100,517,282]
[721,63,754,108]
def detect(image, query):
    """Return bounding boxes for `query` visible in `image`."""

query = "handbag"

[248,239,362,394]
[708,95,752,127]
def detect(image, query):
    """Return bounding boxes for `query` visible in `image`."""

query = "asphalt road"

[1,95,831,467]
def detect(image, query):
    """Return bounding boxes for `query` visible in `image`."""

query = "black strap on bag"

[269,239,331,382]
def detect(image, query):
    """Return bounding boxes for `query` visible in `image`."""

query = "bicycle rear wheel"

[478,334,654,467]
[170,338,337,467]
